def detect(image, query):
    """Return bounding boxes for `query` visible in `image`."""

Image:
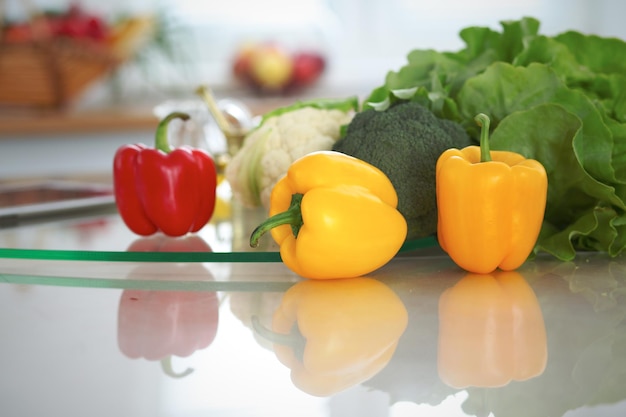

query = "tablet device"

[0,181,116,226]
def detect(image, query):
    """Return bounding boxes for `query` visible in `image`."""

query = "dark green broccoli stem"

[250,193,304,248]
[251,316,305,361]
[475,113,492,163]
[155,112,191,153]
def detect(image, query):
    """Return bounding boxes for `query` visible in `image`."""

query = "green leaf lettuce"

[365,17,626,260]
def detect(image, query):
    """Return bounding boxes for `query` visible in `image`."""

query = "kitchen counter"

[1,192,626,417]
[0,78,375,184]
[0,92,316,182]
[0,105,160,136]
[0,90,322,137]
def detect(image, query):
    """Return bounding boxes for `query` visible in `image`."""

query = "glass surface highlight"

[0,236,438,262]
[0,200,439,262]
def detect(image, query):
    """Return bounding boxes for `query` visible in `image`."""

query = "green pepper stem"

[251,315,305,360]
[475,113,492,163]
[155,112,191,154]
[249,193,304,248]
[160,356,194,379]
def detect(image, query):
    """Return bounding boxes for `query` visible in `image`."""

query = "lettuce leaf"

[364,17,626,260]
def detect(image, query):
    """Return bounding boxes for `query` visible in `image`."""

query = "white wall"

[0,131,153,180]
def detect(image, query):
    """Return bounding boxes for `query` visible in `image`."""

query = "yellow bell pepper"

[252,277,408,397]
[437,271,548,389]
[436,113,548,274]
[250,150,407,279]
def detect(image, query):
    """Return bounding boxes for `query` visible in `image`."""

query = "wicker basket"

[0,39,119,107]
[0,7,154,108]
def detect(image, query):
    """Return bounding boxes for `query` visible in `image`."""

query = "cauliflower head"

[225,98,357,209]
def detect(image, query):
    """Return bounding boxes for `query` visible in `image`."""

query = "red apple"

[232,43,256,83]
[291,51,326,87]
[54,3,109,41]
[2,24,33,43]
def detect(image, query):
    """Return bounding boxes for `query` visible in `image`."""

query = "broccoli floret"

[332,101,472,241]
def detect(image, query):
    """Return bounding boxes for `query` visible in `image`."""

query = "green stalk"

[249,193,304,248]
[155,112,191,153]
[251,316,305,361]
[195,85,235,135]
[475,113,492,163]
[160,356,194,379]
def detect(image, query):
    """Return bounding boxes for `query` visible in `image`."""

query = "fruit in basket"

[1,18,50,43]
[106,15,156,59]
[1,3,110,43]
[1,23,32,43]
[291,51,326,88]
[248,44,294,91]
[54,3,109,41]
[232,42,255,82]
[0,3,154,108]
[232,42,326,92]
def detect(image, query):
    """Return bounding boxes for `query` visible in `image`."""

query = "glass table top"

[1,190,626,417]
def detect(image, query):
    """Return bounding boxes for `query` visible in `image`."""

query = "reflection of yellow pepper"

[253,277,408,396]
[437,271,548,389]
[250,151,407,279]
[436,113,547,274]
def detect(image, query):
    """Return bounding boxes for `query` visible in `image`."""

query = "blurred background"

[4,0,626,104]
[1,0,626,181]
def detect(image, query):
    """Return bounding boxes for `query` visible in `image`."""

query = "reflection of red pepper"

[118,287,219,361]
[117,235,219,371]
[125,233,213,253]
[113,112,218,237]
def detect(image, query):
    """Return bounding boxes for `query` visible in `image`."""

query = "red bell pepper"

[113,112,217,237]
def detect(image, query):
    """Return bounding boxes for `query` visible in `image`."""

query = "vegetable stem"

[196,84,236,136]
[475,113,492,163]
[249,193,304,247]
[160,356,194,378]
[251,316,305,360]
[155,112,190,154]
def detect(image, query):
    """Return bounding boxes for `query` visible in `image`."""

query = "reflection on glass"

[116,235,220,377]
[253,277,408,397]
[362,256,626,417]
[230,289,288,351]
[437,271,548,389]
[563,256,626,314]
